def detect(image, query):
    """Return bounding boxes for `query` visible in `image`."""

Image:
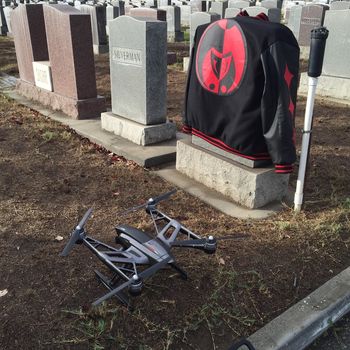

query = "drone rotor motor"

[204,236,217,254]
[129,275,143,296]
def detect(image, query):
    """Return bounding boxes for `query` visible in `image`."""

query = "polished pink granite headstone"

[15,4,105,119]
[11,4,49,84]
[43,4,97,100]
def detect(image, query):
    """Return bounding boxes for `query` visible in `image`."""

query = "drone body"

[60,189,217,308]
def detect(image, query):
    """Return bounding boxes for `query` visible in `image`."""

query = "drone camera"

[129,276,143,296]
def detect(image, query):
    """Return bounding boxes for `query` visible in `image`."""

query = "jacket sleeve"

[260,41,299,173]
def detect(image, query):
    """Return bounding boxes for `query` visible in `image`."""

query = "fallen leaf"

[0,289,8,297]
[219,258,225,265]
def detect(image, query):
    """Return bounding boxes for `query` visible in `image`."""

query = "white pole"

[294,76,318,212]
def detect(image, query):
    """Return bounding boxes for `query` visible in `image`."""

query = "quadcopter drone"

[61,189,218,308]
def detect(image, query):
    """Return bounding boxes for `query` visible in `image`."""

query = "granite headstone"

[224,6,240,17]
[298,4,328,46]
[160,5,184,41]
[42,4,105,118]
[180,4,191,26]
[190,11,220,51]
[11,4,48,84]
[323,9,350,78]
[106,4,119,36]
[243,5,281,22]
[330,1,350,10]
[103,15,176,145]
[287,4,303,40]
[80,4,107,54]
[210,0,228,17]
[130,7,167,20]
[109,16,167,124]
[228,0,250,9]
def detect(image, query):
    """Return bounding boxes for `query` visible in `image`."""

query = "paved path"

[0,73,17,91]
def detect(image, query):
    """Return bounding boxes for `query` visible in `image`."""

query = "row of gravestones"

[1,0,284,38]
[286,3,350,48]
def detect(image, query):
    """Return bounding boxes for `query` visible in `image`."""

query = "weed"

[41,130,57,142]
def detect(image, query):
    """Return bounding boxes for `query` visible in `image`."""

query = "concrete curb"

[248,266,350,350]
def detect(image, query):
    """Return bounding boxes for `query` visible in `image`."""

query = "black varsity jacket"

[183,15,300,173]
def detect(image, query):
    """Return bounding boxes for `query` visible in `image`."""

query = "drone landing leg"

[94,270,132,310]
[170,263,188,280]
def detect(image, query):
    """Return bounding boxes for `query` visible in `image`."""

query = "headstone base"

[101,111,177,146]
[192,135,272,168]
[93,44,109,55]
[16,79,106,119]
[168,31,184,42]
[298,72,350,103]
[176,139,289,209]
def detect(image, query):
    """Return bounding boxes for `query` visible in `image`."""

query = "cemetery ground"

[0,36,350,350]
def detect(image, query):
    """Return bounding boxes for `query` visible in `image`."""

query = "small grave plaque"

[33,61,52,91]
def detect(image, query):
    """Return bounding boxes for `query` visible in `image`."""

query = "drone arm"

[153,209,201,244]
[92,256,172,306]
[171,238,217,254]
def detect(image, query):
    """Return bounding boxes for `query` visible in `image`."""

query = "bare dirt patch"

[0,37,350,350]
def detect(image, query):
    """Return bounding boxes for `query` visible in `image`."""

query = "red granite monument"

[12,4,105,119]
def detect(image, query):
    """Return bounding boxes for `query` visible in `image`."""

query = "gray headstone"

[261,0,282,9]
[180,4,191,26]
[225,7,240,17]
[106,4,119,36]
[109,16,167,125]
[201,0,211,11]
[228,0,250,9]
[190,11,220,51]
[323,9,350,78]
[158,0,170,6]
[190,0,202,12]
[210,0,228,17]
[80,4,107,48]
[0,5,8,34]
[287,5,303,39]
[243,5,281,22]
[74,0,81,10]
[129,7,167,20]
[160,5,184,41]
[298,4,328,46]
[3,5,13,33]
[330,1,350,10]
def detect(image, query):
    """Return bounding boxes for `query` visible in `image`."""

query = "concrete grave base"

[101,111,177,146]
[93,44,109,55]
[299,72,350,103]
[176,139,289,209]
[192,135,272,168]
[16,79,106,119]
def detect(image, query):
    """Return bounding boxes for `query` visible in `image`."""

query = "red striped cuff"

[182,124,192,134]
[275,164,294,174]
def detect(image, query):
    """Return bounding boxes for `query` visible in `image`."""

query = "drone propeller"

[117,189,177,216]
[60,208,93,257]
[92,255,172,306]
[215,233,250,241]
